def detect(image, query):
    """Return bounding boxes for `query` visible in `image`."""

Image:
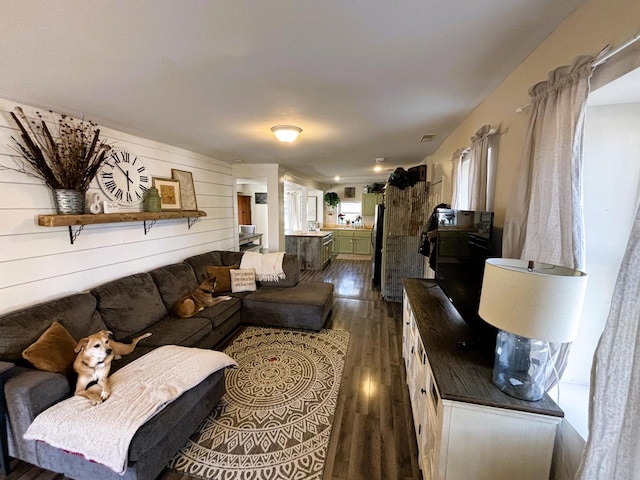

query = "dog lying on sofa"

[73,330,151,405]
[173,276,232,319]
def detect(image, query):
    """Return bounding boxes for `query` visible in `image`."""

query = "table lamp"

[478,258,587,401]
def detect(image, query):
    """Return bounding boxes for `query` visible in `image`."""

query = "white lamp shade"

[478,258,587,343]
[271,125,302,142]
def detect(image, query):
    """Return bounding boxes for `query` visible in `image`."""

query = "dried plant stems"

[3,107,112,192]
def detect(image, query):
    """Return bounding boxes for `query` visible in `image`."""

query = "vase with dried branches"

[2,107,112,214]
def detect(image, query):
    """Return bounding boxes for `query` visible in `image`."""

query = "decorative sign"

[255,192,268,204]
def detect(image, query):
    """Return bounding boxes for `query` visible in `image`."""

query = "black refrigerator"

[371,203,385,287]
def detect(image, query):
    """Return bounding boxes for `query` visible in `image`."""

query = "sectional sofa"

[0,250,334,480]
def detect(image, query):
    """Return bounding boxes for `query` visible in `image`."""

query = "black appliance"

[371,203,385,287]
[434,208,497,359]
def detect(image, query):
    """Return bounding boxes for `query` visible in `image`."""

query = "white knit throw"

[24,345,237,475]
[240,251,286,282]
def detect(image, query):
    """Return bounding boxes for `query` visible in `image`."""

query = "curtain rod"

[516,30,640,113]
[593,31,640,67]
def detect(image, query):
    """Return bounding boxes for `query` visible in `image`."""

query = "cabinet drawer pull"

[421,388,427,394]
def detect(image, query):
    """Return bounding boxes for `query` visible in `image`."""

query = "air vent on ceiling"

[420,134,436,143]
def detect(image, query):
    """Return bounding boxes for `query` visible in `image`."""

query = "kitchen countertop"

[285,231,333,237]
[321,226,373,231]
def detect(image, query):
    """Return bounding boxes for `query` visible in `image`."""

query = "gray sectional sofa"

[0,250,334,480]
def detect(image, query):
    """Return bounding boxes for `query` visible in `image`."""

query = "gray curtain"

[576,203,640,479]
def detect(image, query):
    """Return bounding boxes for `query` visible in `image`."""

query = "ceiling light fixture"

[271,125,302,143]
[374,165,382,172]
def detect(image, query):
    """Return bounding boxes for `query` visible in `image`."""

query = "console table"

[402,278,563,480]
[239,233,263,253]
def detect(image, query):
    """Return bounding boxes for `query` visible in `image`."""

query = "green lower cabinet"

[334,230,372,255]
[336,235,354,253]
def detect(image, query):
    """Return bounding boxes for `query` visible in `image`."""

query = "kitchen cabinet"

[361,192,383,216]
[334,230,372,255]
[285,232,333,270]
[403,278,563,480]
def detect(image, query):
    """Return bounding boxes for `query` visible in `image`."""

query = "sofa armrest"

[4,368,71,464]
[0,361,15,475]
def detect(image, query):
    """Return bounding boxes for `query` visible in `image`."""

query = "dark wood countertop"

[404,278,564,418]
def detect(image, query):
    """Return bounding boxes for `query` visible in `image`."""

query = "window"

[338,201,361,223]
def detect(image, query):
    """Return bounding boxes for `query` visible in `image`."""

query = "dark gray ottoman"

[242,281,334,331]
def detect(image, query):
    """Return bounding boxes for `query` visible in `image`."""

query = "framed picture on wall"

[307,196,317,221]
[171,169,198,210]
[255,192,268,204]
[152,177,182,210]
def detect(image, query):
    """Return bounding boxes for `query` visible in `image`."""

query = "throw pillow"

[22,321,77,375]
[206,264,239,293]
[230,268,257,293]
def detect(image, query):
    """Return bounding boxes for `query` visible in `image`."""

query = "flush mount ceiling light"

[271,125,302,143]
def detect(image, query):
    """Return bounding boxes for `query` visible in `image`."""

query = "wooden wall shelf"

[37,210,206,244]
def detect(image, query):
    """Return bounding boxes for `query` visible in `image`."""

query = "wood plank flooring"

[5,257,421,480]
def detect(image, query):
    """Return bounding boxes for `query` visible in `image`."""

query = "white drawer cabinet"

[402,281,563,480]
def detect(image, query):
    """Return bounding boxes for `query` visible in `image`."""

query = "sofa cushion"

[149,263,199,309]
[91,273,168,340]
[221,251,244,266]
[242,281,333,331]
[183,251,224,282]
[192,296,242,328]
[141,316,212,347]
[0,293,105,365]
[21,321,77,375]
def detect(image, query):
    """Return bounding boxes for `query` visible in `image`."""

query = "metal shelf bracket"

[143,220,157,235]
[187,217,198,229]
[68,225,85,245]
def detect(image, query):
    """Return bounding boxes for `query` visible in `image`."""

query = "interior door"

[237,195,252,225]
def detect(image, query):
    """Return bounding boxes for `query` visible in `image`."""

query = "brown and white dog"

[172,276,232,319]
[73,330,151,405]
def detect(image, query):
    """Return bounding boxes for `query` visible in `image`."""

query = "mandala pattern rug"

[167,326,350,480]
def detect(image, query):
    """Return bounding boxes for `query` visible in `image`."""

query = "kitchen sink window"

[338,201,361,225]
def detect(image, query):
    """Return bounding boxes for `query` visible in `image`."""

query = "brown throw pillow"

[22,321,77,375]
[206,264,239,293]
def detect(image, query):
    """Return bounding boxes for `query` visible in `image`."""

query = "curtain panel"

[503,55,594,270]
[468,124,493,211]
[576,203,640,480]
[450,148,466,209]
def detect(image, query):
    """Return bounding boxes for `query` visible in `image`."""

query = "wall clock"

[97,149,151,206]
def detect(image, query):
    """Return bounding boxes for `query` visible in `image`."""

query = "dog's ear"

[74,337,89,353]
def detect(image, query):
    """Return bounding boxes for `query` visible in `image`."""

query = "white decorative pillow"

[230,268,257,293]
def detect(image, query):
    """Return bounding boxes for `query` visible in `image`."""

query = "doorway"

[237,194,252,225]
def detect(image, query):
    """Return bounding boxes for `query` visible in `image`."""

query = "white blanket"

[24,345,237,475]
[240,251,286,282]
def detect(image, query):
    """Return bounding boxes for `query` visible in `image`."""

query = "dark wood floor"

[5,257,421,480]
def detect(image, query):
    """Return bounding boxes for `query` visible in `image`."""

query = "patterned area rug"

[167,327,350,480]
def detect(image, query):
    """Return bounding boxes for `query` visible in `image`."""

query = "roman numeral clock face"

[97,149,151,206]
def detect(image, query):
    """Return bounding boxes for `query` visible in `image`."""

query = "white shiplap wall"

[0,97,236,315]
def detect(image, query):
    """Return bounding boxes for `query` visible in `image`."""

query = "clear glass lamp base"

[492,330,551,402]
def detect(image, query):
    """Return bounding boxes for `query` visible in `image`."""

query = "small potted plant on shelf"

[2,107,112,214]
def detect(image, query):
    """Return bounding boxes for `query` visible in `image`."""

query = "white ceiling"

[0,1,587,185]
